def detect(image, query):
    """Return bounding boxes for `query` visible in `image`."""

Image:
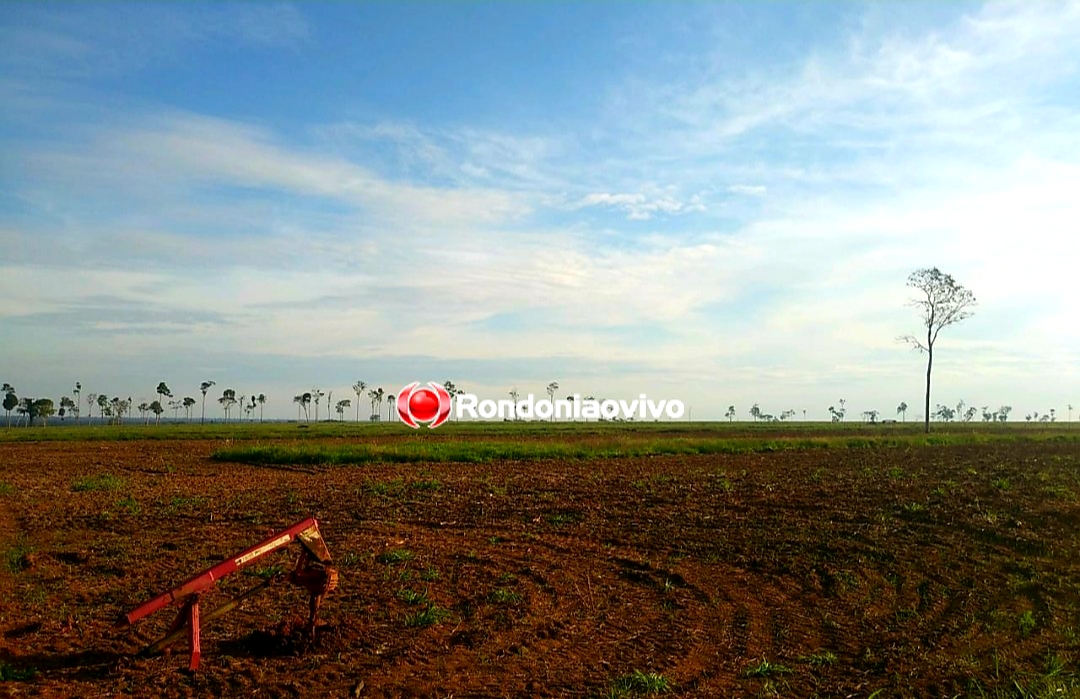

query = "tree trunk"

[923,346,933,434]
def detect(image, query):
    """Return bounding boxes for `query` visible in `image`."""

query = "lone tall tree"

[200,380,215,424]
[899,267,976,434]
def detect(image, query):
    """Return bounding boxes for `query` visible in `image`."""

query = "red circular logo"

[408,388,440,422]
[396,382,453,429]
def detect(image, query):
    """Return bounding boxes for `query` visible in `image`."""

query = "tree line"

[1,267,1073,429]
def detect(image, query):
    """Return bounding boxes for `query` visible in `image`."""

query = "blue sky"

[2,1,1078,421]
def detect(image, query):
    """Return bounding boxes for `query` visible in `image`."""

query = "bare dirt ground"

[1,438,1079,698]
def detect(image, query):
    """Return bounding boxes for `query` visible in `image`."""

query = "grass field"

[0,422,1078,698]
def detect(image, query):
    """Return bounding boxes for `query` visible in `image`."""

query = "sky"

[1,1,1079,422]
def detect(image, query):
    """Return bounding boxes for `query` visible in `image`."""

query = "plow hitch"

[118,517,339,671]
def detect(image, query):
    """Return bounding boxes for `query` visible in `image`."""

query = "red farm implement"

[117,517,338,670]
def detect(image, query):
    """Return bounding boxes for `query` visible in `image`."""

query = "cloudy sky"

[2,2,1078,421]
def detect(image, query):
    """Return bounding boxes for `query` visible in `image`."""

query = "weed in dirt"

[365,478,405,497]
[396,588,429,605]
[801,651,838,667]
[490,588,522,604]
[903,501,926,513]
[71,473,124,492]
[743,658,793,678]
[410,479,441,491]
[993,478,1011,490]
[404,605,449,628]
[0,662,38,681]
[378,549,414,564]
[116,495,140,515]
[600,670,671,697]
[1019,610,1037,637]
[420,566,440,581]
[339,551,362,567]
[546,512,578,526]
[4,538,34,574]
[245,563,285,580]
[0,481,13,496]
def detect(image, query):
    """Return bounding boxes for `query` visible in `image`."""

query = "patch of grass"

[600,670,671,697]
[490,588,522,605]
[0,481,13,496]
[801,650,838,667]
[0,662,38,681]
[992,478,1011,490]
[365,478,405,497]
[209,429,1080,467]
[1019,610,1037,638]
[419,566,440,581]
[244,563,285,580]
[396,588,429,605]
[116,495,140,515]
[742,658,793,678]
[410,479,441,491]
[4,537,34,574]
[545,512,579,526]
[378,548,414,564]
[71,473,125,492]
[404,605,449,628]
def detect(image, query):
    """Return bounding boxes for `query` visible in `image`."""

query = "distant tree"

[336,399,351,421]
[368,387,385,421]
[218,389,237,421]
[546,382,559,421]
[963,406,977,422]
[997,405,1012,423]
[73,382,81,424]
[138,402,149,424]
[111,397,129,425]
[200,381,215,424]
[352,381,367,422]
[899,267,976,434]
[86,392,97,422]
[1050,408,1056,422]
[3,388,17,427]
[149,400,164,424]
[863,410,880,423]
[97,394,109,420]
[156,382,172,417]
[183,396,196,420]
[444,381,466,421]
[60,396,76,420]
[293,394,303,421]
[725,405,736,422]
[386,393,395,421]
[36,398,55,426]
[780,409,796,421]
[257,394,266,422]
[981,406,993,422]
[312,389,324,423]
[749,404,761,421]
[301,392,312,421]
[325,390,333,421]
[1069,404,1074,422]
[509,388,521,420]
[168,399,181,420]
[897,401,908,422]
[935,404,956,422]
[828,400,846,423]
